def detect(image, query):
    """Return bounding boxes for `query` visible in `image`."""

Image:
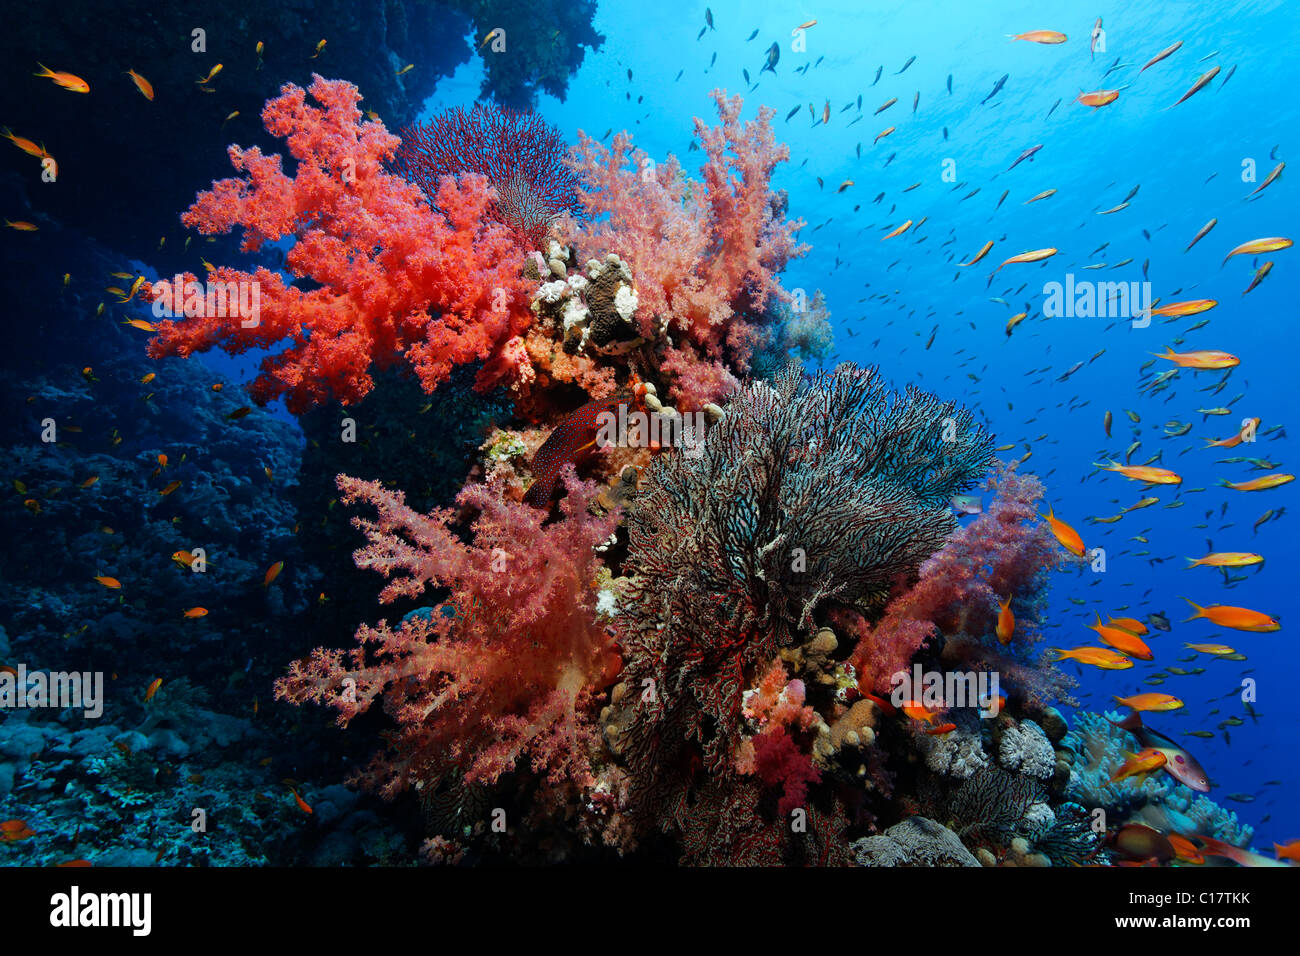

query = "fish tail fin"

[1180,596,1205,621]
[1047,648,1066,661]
[1185,557,1201,567]
[34,62,52,78]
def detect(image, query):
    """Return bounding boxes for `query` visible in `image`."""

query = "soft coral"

[147,75,534,413]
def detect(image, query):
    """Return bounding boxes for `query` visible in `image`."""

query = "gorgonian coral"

[394,103,582,245]
[275,467,620,799]
[613,361,993,825]
[567,90,810,408]
[146,75,533,413]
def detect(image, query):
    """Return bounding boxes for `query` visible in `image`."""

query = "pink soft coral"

[567,90,807,406]
[846,462,1066,694]
[147,76,533,413]
[275,466,621,797]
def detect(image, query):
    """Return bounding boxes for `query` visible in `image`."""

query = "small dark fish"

[627,69,632,81]
[746,28,758,41]
[762,42,780,74]
[675,69,683,81]
[942,126,948,141]
[709,52,717,68]
[872,65,882,86]
[743,68,750,84]
[1007,144,1042,171]
[1122,184,1140,203]
[857,94,862,110]
[981,74,1008,105]
[946,74,952,94]
[1142,258,1149,279]
[785,105,800,122]
[1270,144,1280,160]
[1220,64,1237,88]
[912,91,919,113]
[996,189,1008,209]
[884,152,896,167]
[705,7,714,30]
[1185,218,1217,252]
[1046,97,1061,117]
[697,26,706,40]
[896,55,916,74]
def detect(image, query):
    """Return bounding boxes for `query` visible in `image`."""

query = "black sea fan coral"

[615,361,994,825]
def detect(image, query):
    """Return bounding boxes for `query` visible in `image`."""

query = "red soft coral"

[147,76,533,413]
[275,466,621,797]
[751,725,821,819]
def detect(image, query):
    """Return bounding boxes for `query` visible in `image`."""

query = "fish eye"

[1175,755,1185,764]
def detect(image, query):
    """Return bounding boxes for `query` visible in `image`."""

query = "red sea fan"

[394,103,582,246]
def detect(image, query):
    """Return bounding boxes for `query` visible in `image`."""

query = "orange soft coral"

[147,75,533,414]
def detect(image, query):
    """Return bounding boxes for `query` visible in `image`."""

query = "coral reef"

[276,467,621,798]
[611,362,992,834]
[394,104,582,245]
[567,91,813,408]
[146,76,533,412]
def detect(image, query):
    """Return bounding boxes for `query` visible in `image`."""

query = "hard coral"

[147,75,532,414]
[275,467,621,798]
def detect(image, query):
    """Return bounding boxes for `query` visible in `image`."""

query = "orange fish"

[1113,692,1184,713]
[195,64,224,85]
[1095,461,1182,485]
[1049,646,1133,669]
[143,677,163,703]
[263,560,285,587]
[993,247,1057,273]
[1186,552,1263,569]
[882,219,913,240]
[1205,418,1261,448]
[959,241,994,267]
[1149,299,1217,318]
[34,63,89,93]
[123,319,156,332]
[900,700,945,724]
[227,406,253,420]
[1009,30,1067,44]
[925,722,958,736]
[124,69,154,100]
[1274,839,1300,863]
[78,476,99,488]
[158,480,182,496]
[1221,473,1294,492]
[1109,748,1168,783]
[289,787,313,815]
[183,607,208,619]
[94,575,122,589]
[1107,616,1149,636]
[157,453,168,468]
[1152,346,1239,370]
[1077,89,1119,108]
[140,372,155,384]
[1042,506,1086,557]
[2,127,48,159]
[55,860,93,867]
[996,597,1015,646]
[1182,598,1279,632]
[1167,834,1205,865]
[1222,237,1292,265]
[1090,615,1154,660]
[5,220,38,231]
[874,126,895,144]
[0,820,36,842]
